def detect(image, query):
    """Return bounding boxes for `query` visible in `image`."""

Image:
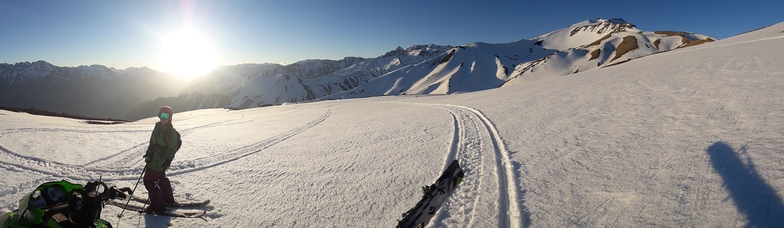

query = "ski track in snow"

[93,105,308,169]
[167,106,331,176]
[84,118,253,168]
[0,107,332,199]
[392,101,525,228]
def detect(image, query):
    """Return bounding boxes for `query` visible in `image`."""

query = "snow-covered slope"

[1,21,782,227]
[329,18,714,99]
[505,22,716,84]
[534,18,637,50]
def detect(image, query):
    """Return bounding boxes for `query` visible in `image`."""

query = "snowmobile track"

[394,102,526,227]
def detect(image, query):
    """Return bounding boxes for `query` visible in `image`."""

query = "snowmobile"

[0,180,131,228]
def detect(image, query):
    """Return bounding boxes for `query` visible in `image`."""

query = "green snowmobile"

[0,180,131,228]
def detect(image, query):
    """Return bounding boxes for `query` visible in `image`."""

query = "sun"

[159,28,218,78]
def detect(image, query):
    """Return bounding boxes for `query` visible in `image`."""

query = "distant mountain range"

[0,18,714,121]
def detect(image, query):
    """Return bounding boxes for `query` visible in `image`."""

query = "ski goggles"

[159,112,171,120]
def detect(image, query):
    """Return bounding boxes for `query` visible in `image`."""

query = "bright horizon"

[0,0,782,77]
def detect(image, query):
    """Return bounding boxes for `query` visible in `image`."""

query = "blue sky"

[0,0,781,74]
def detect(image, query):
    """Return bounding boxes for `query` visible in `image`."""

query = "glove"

[143,148,152,162]
[163,159,171,169]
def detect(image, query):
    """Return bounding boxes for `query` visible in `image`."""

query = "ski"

[167,200,211,208]
[107,200,206,218]
[397,160,465,228]
[127,194,211,207]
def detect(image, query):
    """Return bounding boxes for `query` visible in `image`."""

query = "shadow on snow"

[706,142,784,227]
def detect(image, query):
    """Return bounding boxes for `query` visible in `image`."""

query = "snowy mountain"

[172,45,453,109]
[1,21,782,227]
[0,61,118,84]
[504,19,715,84]
[0,61,183,120]
[328,18,715,99]
[171,19,713,110]
[1,18,713,121]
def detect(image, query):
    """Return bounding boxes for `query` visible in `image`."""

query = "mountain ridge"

[0,18,715,121]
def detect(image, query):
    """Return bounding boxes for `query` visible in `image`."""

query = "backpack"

[174,130,182,151]
[164,128,182,152]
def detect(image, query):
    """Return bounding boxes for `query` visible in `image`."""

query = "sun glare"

[159,28,218,78]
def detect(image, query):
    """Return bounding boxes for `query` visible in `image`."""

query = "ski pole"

[117,164,147,220]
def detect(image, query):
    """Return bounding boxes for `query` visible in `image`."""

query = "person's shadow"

[706,142,784,227]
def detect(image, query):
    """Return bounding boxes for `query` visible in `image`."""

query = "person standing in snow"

[143,106,180,214]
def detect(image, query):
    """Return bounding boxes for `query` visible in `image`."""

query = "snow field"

[1,22,783,227]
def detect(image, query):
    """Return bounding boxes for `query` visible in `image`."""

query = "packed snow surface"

[2,22,784,227]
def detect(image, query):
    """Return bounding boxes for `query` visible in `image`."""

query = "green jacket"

[145,122,179,172]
